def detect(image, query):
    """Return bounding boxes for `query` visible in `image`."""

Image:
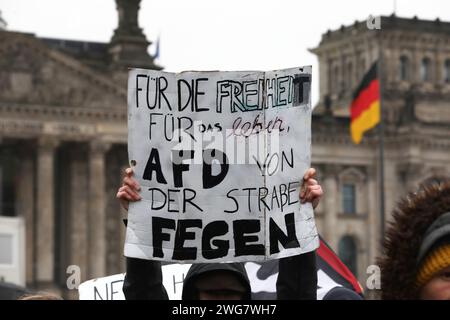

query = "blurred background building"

[311,15,450,294]
[0,0,159,298]
[0,1,449,299]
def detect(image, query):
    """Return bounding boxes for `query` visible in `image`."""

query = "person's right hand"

[116,167,142,211]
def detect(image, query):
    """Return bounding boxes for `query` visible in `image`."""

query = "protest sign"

[125,67,318,263]
[78,273,125,300]
[78,264,191,300]
[78,261,355,300]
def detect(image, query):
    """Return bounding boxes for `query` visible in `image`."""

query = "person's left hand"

[300,168,323,209]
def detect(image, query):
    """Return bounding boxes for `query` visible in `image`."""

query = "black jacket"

[123,251,317,300]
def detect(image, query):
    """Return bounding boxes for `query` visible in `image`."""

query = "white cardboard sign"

[125,67,318,263]
[78,264,191,300]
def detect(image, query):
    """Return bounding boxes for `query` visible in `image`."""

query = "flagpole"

[377,29,386,247]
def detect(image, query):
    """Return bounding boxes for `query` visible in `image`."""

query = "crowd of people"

[10,169,450,300]
[116,168,450,301]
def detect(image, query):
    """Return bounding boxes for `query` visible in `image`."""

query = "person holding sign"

[117,167,323,300]
[126,67,318,264]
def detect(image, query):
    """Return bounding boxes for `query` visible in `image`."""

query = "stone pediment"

[0,31,127,109]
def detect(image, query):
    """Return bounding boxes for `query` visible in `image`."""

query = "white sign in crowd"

[78,263,344,300]
[78,264,191,300]
[125,67,318,263]
[78,264,272,300]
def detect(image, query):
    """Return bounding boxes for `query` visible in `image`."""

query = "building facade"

[0,0,159,298]
[0,5,449,298]
[310,15,450,292]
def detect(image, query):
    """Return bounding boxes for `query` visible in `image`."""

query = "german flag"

[350,62,380,144]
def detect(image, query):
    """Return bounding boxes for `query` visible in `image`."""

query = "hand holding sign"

[116,168,141,210]
[300,168,322,209]
[118,167,322,210]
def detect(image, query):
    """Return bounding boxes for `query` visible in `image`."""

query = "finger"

[116,189,133,201]
[303,187,312,202]
[303,185,321,203]
[125,167,134,177]
[122,186,142,201]
[299,185,306,197]
[305,178,318,186]
[123,176,141,191]
[299,184,307,200]
[117,186,137,200]
[117,186,130,196]
[117,193,132,206]
[300,187,308,203]
[306,185,322,199]
[308,185,322,193]
[301,169,315,195]
[303,168,316,181]
[116,190,125,199]
[303,189,312,203]
[118,185,141,201]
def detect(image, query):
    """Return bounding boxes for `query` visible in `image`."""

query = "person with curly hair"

[378,176,450,300]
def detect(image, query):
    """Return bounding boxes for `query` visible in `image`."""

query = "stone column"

[339,54,345,93]
[16,144,35,286]
[367,165,379,267]
[434,51,442,84]
[412,46,419,83]
[105,152,127,276]
[36,137,59,286]
[68,146,89,281]
[319,53,329,97]
[322,164,339,250]
[87,140,111,279]
[351,47,358,89]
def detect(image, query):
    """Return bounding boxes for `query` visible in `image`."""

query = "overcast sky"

[2,0,450,104]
